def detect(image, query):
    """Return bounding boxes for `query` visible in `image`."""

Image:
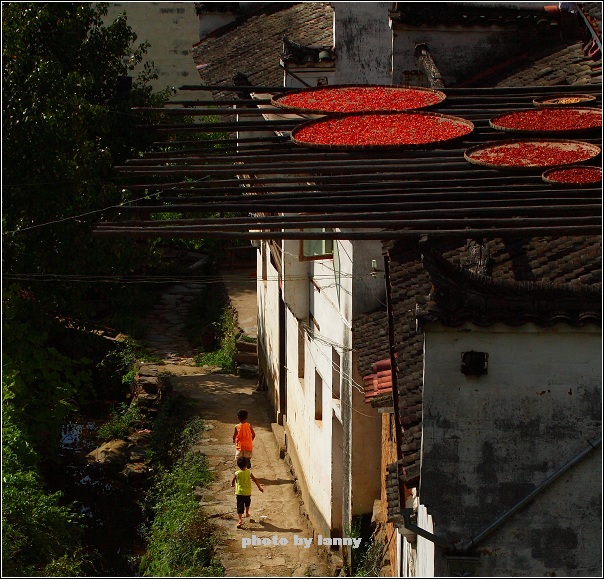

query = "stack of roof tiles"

[362,358,393,404]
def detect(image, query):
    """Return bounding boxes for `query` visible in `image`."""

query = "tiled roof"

[491,41,602,87]
[417,238,602,329]
[390,2,561,29]
[191,2,333,98]
[353,235,602,485]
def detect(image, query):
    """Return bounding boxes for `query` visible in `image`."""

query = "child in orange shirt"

[233,409,255,468]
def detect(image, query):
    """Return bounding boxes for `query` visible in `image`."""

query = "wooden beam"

[93,225,603,240]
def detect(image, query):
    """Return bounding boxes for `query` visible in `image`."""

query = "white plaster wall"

[416,504,435,577]
[421,323,602,576]
[285,301,335,527]
[282,239,310,321]
[331,2,393,84]
[105,3,200,96]
[256,243,281,416]
[282,237,382,530]
[198,12,238,40]
[286,249,354,528]
[401,532,412,576]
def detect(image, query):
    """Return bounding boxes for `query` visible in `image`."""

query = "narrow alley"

[141,267,333,577]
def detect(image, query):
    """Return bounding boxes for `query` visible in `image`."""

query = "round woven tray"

[542,165,602,186]
[533,93,597,107]
[290,110,474,150]
[464,139,601,170]
[489,107,602,135]
[271,84,446,115]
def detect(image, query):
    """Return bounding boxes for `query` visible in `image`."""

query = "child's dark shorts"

[236,494,251,514]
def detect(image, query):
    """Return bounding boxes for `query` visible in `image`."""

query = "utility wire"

[4,177,214,235]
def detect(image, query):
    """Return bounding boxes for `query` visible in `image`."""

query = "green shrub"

[194,306,238,373]
[97,401,143,441]
[140,404,223,577]
[145,395,197,466]
[2,407,87,576]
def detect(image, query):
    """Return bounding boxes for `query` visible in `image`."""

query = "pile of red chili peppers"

[545,166,602,184]
[469,141,598,168]
[279,86,443,113]
[492,108,601,132]
[294,113,472,147]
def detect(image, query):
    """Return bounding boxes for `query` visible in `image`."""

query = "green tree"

[2,2,169,310]
[2,4,172,574]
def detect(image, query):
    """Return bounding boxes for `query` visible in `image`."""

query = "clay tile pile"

[363,357,394,403]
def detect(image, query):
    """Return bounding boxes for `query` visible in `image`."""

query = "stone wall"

[421,324,602,576]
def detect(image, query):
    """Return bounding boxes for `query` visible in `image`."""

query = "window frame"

[299,228,335,261]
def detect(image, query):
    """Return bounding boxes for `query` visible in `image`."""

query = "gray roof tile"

[192,2,333,98]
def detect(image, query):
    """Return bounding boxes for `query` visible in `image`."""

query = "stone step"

[238,364,259,379]
[234,351,258,365]
[271,422,287,459]
[236,339,258,353]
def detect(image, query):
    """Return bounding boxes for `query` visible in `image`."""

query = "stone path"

[143,282,204,363]
[140,272,333,577]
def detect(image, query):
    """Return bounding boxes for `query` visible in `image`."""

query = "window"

[332,348,341,400]
[300,228,334,260]
[315,370,323,421]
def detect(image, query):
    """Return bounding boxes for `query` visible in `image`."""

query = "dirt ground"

[164,366,333,577]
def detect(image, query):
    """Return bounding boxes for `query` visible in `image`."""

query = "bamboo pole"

[92,225,603,240]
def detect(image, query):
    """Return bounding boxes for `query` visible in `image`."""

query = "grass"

[353,537,386,577]
[193,304,238,374]
[97,401,143,441]
[349,515,386,577]
[139,395,224,576]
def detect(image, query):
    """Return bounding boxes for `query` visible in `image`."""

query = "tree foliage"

[2,2,169,307]
[2,4,172,574]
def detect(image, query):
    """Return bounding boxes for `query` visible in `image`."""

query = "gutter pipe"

[459,433,602,553]
[562,2,602,51]
[401,434,602,553]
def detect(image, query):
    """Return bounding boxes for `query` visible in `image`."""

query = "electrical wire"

[1,268,389,284]
[4,176,214,234]
[297,321,371,396]
[298,336,381,420]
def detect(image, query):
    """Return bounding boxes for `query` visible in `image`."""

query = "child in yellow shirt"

[231,456,263,528]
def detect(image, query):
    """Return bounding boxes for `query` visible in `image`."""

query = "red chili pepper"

[469,141,598,167]
[546,166,602,184]
[280,87,442,113]
[492,108,601,132]
[295,113,472,146]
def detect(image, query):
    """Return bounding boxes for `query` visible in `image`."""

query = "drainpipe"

[401,508,452,550]
[400,434,601,553]
[457,433,602,553]
[383,250,405,465]
[279,63,312,88]
[563,2,602,52]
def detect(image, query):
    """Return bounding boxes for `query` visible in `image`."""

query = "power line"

[2,270,389,284]
[4,177,214,235]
